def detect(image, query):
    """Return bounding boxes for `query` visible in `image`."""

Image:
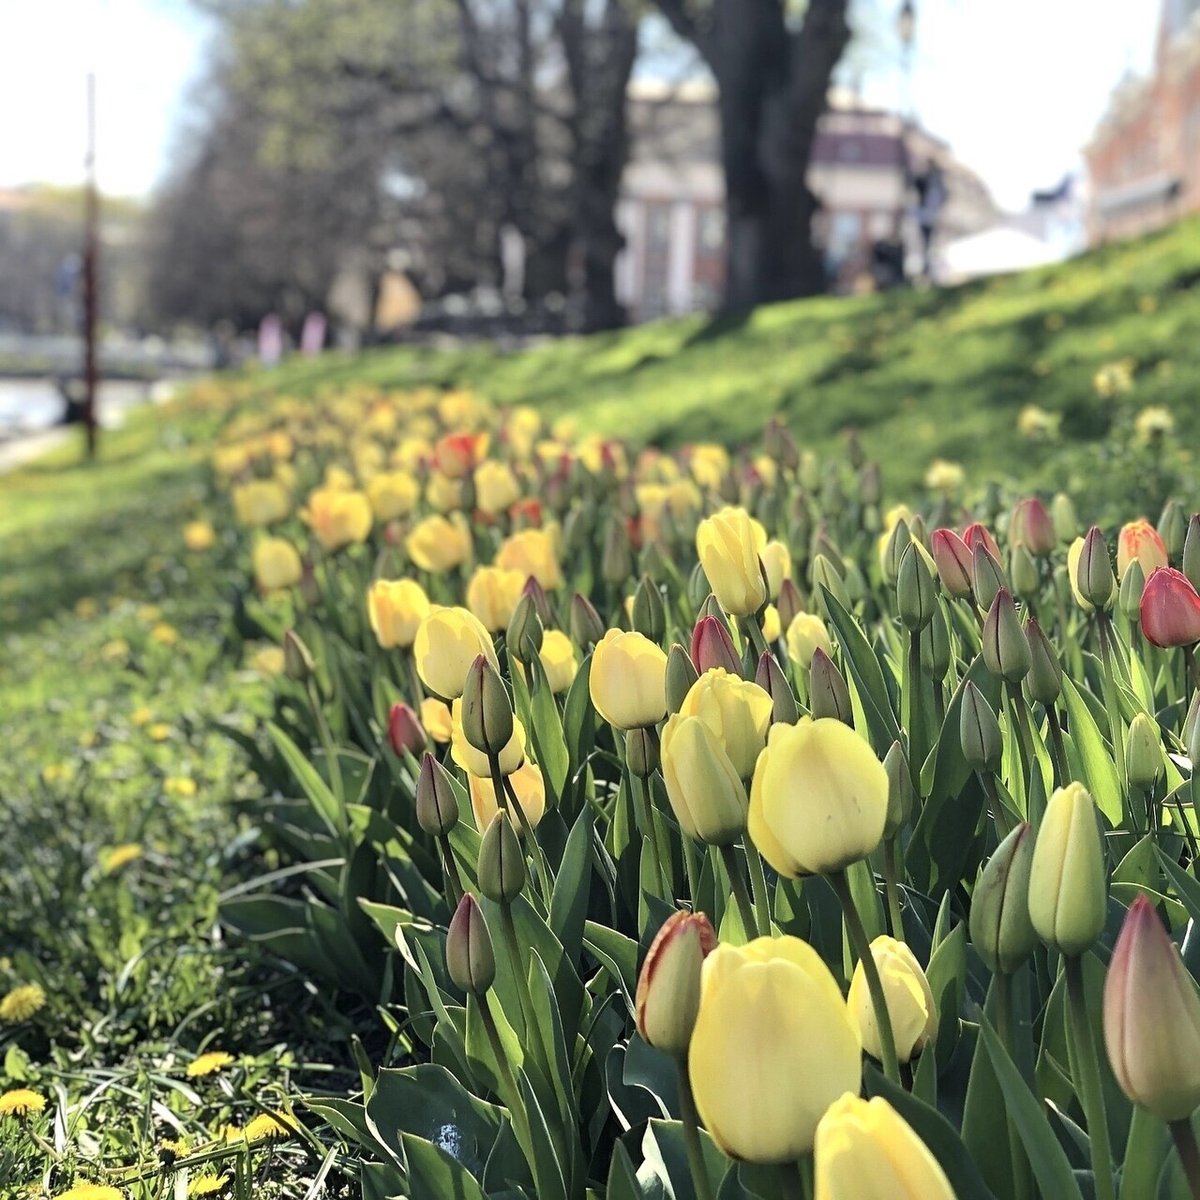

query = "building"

[615,81,998,321]
[1085,0,1200,243]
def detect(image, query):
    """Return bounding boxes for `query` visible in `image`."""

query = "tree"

[652,0,852,310]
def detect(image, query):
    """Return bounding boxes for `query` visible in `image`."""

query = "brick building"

[1085,0,1200,243]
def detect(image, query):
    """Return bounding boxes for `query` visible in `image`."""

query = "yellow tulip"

[474,461,523,516]
[761,603,781,643]
[420,697,453,744]
[426,471,466,513]
[814,1094,956,1200]
[760,540,792,600]
[689,443,731,490]
[589,629,668,729]
[366,471,420,521]
[232,479,291,527]
[848,936,937,1063]
[661,712,748,844]
[303,487,373,551]
[253,538,302,592]
[451,698,527,777]
[689,936,862,1162]
[367,579,431,649]
[696,506,769,617]
[538,629,578,693]
[406,514,473,573]
[678,668,772,780]
[466,566,526,633]
[469,760,546,830]
[413,607,498,699]
[495,528,562,590]
[786,611,833,670]
[749,717,888,876]
[183,520,216,552]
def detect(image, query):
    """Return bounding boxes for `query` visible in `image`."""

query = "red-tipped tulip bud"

[1104,895,1200,1120]
[1140,567,1200,648]
[982,589,1031,684]
[971,542,1007,613]
[1159,500,1188,561]
[1118,559,1146,620]
[776,577,804,630]
[883,740,914,838]
[666,643,700,714]
[1183,514,1200,591]
[961,680,1002,772]
[963,522,1001,561]
[1023,617,1062,706]
[635,910,717,1056]
[388,703,427,757]
[970,823,1038,974]
[520,575,553,626]
[445,893,496,995]
[1010,497,1057,556]
[690,614,742,675]
[569,592,605,649]
[756,652,800,725]
[416,751,459,837]
[930,528,973,598]
[809,648,853,725]
[461,655,515,757]
[632,574,667,644]
[477,811,525,903]
[896,542,938,631]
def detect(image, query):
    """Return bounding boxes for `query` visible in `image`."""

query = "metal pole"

[82,71,99,458]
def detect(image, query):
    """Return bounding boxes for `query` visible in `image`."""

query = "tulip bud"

[640,539,672,586]
[1024,617,1062,706]
[964,522,1002,561]
[971,542,1007,613]
[849,936,938,1063]
[388,703,427,757]
[811,553,851,614]
[809,648,853,725]
[569,592,605,649]
[930,528,973,598]
[461,655,515,759]
[1028,782,1108,956]
[632,575,667,644]
[776,577,804,629]
[882,519,911,588]
[1183,514,1200,592]
[791,492,814,545]
[756,651,800,725]
[960,680,1002,772]
[691,614,742,675]
[445,893,496,995]
[1140,567,1200,648]
[520,576,553,625]
[1125,712,1163,794]
[626,725,660,779]
[1075,525,1116,611]
[477,810,525,903]
[1051,492,1079,543]
[1118,559,1146,621]
[416,751,459,837]
[666,643,700,714]
[1010,497,1057,556]
[919,601,951,681]
[883,740,914,838]
[1009,543,1040,600]
[686,562,711,613]
[601,516,634,586]
[1158,499,1188,561]
[1104,894,1200,1121]
[505,594,544,663]
[908,514,929,548]
[970,822,1038,975]
[635,910,717,1057]
[1185,692,1200,764]
[896,542,938,631]
[661,713,749,844]
[860,462,882,506]
[283,628,316,681]
[982,589,1031,684]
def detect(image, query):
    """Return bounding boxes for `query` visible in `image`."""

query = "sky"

[0,0,1162,212]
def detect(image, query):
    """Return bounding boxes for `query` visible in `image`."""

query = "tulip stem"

[501,770,556,904]
[630,769,669,900]
[1095,615,1128,798]
[499,901,546,1067]
[1185,646,1200,693]
[675,1059,716,1200]
[1007,685,1042,821]
[1065,955,1116,1200]
[477,993,536,1170]
[742,835,773,936]
[1169,1119,1200,1200]
[1046,706,1070,788]
[995,973,1033,1200]
[905,631,927,784]
[830,870,901,1085]
[718,844,760,941]
[306,678,346,817]
[741,616,772,671]
[883,839,904,940]
[440,835,464,907]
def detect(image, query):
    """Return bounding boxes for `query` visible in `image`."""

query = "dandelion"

[158,1137,191,1164]
[151,623,179,646]
[100,844,143,874]
[164,777,198,798]
[131,705,154,727]
[183,520,217,552]
[0,1088,46,1117]
[187,1177,231,1198]
[1093,358,1135,398]
[55,1185,125,1200]
[251,646,286,676]
[0,984,46,1022]
[1135,405,1175,442]
[238,1110,290,1142]
[186,1051,235,1078]
[1017,405,1060,439]
[148,723,172,742]
[100,638,130,663]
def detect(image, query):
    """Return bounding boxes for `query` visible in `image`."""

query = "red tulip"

[962,522,1001,562]
[1010,497,1057,556]
[1140,567,1200,648]
[388,702,428,756]
[930,528,973,597]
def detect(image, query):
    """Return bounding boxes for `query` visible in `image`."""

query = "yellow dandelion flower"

[55,1185,125,1200]
[183,520,217,552]
[187,1176,230,1198]
[100,638,130,662]
[1093,358,1135,398]
[100,844,143,873]
[148,723,172,742]
[250,646,286,676]
[41,763,70,785]
[150,623,179,646]
[1135,405,1175,441]
[186,1051,235,1078]
[239,1111,290,1142]
[131,706,154,727]
[158,1137,191,1163]
[0,984,46,1023]
[0,1088,46,1116]
[164,777,198,798]
[74,597,99,619]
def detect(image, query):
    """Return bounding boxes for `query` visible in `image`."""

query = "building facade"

[1085,0,1200,243]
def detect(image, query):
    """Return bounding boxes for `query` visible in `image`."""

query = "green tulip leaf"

[1061,675,1123,825]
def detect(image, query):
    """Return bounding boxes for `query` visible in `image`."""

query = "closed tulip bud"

[1069,525,1115,610]
[982,588,1031,683]
[461,655,514,758]
[909,513,929,547]
[416,751,459,837]
[1051,492,1079,542]
[1159,500,1189,561]
[842,560,867,605]
[756,652,800,725]
[1119,519,1169,581]
[931,528,974,597]
[690,614,742,675]
[1119,559,1146,620]
[971,542,1008,613]
[282,628,315,680]
[601,516,634,586]
[896,541,938,631]
[445,894,496,995]
[505,594,544,664]
[776,577,804,629]
[590,629,668,729]
[960,680,1002,772]
[970,822,1038,974]
[883,740,914,837]
[661,713,748,844]
[1010,496,1057,556]
[1024,617,1062,705]
[696,506,770,617]
[882,519,911,588]
[849,936,938,1063]
[569,592,605,649]
[679,668,773,778]
[1010,543,1040,599]
[388,702,427,757]
[811,553,851,614]
[632,575,667,643]
[635,911,717,1056]
[414,607,499,700]
[640,539,672,585]
[814,1095,956,1200]
[860,461,882,506]
[964,521,1002,561]
[1103,895,1200,1121]
[1183,514,1200,591]
[626,725,660,779]
[809,648,853,725]
[666,643,700,713]
[477,810,525,903]
[1029,782,1108,955]
[919,601,951,681]
[749,717,888,876]
[520,576,553,626]
[791,492,814,544]
[689,936,863,1162]
[687,562,711,611]
[1140,567,1200,648]
[1126,712,1163,792]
